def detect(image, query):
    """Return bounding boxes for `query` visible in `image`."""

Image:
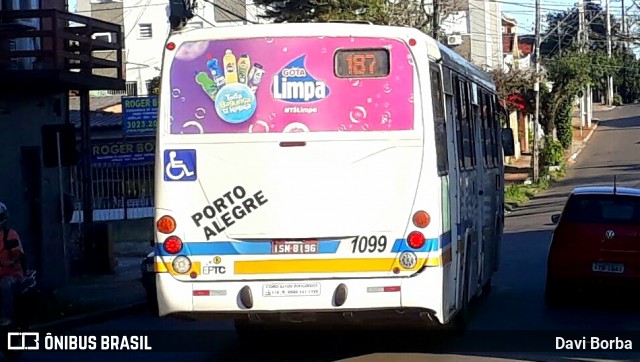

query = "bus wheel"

[481,277,492,297]
[544,278,568,308]
[234,320,269,343]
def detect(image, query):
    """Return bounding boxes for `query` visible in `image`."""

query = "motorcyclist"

[0,202,24,326]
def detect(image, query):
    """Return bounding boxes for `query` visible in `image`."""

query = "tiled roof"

[69,110,122,129]
[69,95,123,111]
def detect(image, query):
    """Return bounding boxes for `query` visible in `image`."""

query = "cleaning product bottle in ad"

[206,57,226,88]
[195,71,218,100]
[247,63,265,93]
[223,49,238,84]
[237,54,251,84]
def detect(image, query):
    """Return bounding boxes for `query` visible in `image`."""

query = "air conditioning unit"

[447,35,463,46]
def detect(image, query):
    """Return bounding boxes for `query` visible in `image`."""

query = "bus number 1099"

[351,235,387,253]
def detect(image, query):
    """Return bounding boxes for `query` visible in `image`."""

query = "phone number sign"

[122,96,158,137]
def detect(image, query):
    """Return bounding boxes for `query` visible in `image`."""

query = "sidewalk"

[504,103,612,184]
[26,241,150,331]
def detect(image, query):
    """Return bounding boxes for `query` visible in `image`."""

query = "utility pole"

[578,1,586,132]
[622,0,627,51]
[533,0,541,183]
[432,0,440,40]
[585,0,592,128]
[606,0,613,105]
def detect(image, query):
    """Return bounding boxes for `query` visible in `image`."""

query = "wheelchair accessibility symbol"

[164,149,197,181]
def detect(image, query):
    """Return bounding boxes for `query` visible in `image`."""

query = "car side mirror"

[551,214,560,224]
[502,128,515,156]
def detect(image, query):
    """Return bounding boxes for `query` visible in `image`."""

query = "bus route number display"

[334,49,390,78]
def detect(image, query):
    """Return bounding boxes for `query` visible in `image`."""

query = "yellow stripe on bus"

[234,258,437,275]
[155,261,201,275]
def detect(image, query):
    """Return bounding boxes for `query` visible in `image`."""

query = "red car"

[546,186,640,305]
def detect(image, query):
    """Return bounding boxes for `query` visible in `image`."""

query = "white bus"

[153,22,516,334]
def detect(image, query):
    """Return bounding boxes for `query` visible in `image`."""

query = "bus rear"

[154,24,444,324]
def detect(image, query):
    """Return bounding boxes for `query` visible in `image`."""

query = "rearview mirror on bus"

[502,128,515,156]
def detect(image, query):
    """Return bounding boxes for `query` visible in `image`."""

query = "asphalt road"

[9,105,640,362]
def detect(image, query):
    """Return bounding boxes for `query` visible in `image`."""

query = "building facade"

[74,0,268,96]
[0,0,125,286]
[440,0,504,70]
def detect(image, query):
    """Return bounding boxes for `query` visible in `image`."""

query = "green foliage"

[554,101,573,150]
[541,3,623,59]
[540,136,564,167]
[613,94,623,106]
[252,0,427,29]
[148,76,161,95]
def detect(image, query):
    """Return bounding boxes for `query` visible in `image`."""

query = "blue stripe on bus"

[154,240,340,256]
[391,238,439,253]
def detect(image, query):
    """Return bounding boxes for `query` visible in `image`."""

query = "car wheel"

[545,278,568,307]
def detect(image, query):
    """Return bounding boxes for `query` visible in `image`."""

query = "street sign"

[122,96,158,137]
[91,140,155,165]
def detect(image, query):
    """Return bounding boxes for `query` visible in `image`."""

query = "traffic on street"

[13,105,640,362]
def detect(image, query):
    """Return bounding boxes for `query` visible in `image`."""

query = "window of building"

[430,64,448,176]
[138,23,152,39]
[92,32,112,43]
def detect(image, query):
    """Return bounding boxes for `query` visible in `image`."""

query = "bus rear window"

[167,37,414,135]
[562,194,640,224]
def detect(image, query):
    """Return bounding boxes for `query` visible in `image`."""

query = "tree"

[148,76,161,95]
[253,0,463,36]
[541,3,623,59]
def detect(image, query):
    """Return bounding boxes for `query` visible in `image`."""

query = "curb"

[569,121,599,162]
[29,302,147,332]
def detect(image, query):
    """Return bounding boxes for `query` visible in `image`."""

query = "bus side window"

[489,94,500,166]
[453,76,465,170]
[430,64,448,176]
[482,91,494,168]
[460,80,474,170]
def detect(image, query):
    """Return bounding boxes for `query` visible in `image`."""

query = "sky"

[500,0,626,35]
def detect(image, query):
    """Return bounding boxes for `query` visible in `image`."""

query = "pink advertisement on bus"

[168,36,415,134]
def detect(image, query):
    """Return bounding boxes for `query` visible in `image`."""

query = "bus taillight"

[412,211,430,228]
[163,236,183,254]
[157,215,176,234]
[166,42,176,50]
[407,231,426,249]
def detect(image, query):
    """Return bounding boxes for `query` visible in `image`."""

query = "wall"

[0,94,71,290]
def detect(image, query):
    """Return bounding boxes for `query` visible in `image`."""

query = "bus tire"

[234,320,269,343]
[544,278,568,308]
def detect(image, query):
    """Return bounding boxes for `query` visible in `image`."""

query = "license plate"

[271,240,318,254]
[262,282,321,297]
[592,262,624,273]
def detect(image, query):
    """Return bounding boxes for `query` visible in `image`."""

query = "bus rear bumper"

[155,270,445,325]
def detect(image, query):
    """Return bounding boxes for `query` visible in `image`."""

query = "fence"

[70,162,154,222]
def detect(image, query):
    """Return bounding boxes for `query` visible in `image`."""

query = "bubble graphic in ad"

[172,89,181,98]
[195,107,206,119]
[249,120,270,133]
[183,120,204,134]
[349,106,367,124]
[283,122,309,133]
[175,41,209,61]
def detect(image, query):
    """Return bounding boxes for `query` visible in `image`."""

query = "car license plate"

[271,240,318,254]
[262,282,321,297]
[592,262,624,273]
